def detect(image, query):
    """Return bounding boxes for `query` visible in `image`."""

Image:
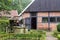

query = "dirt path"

[46,32,57,40]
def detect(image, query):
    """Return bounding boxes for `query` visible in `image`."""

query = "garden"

[0,17,46,40]
[0,30,46,40]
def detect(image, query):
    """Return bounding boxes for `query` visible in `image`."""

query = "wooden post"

[48,12,50,31]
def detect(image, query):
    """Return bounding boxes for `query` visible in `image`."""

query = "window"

[42,17,56,23]
[57,17,60,22]
[42,17,48,23]
[50,17,56,22]
[30,12,37,16]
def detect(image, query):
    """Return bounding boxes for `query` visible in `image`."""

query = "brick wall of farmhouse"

[37,12,60,30]
[23,12,60,30]
[22,13,30,25]
[22,13,30,19]
[37,12,49,30]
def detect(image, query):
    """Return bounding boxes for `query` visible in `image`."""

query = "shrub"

[57,34,60,40]
[0,20,9,33]
[0,30,46,40]
[0,16,8,20]
[53,31,59,37]
[57,24,60,32]
[53,31,60,40]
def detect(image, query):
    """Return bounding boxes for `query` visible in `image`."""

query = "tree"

[0,0,12,10]
[0,0,32,14]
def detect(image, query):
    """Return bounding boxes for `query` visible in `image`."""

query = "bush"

[14,30,46,37]
[53,31,60,40]
[53,31,59,37]
[57,34,60,40]
[0,20,9,33]
[0,16,8,20]
[0,30,46,40]
[57,24,60,32]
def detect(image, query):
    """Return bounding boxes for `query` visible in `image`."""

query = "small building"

[20,0,60,31]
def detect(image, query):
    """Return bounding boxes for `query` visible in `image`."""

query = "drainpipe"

[48,12,50,31]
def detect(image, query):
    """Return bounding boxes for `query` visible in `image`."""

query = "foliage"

[0,30,46,40]
[0,19,9,33]
[54,23,60,39]
[13,0,32,14]
[53,31,59,37]
[53,31,60,40]
[57,34,60,40]
[57,24,60,32]
[0,0,32,14]
[0,16,8,20]
[0,0,13,10]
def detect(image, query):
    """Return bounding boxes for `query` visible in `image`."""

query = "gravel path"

[46,32,57,40]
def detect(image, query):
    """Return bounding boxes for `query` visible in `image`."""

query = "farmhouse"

[20,0,60,31]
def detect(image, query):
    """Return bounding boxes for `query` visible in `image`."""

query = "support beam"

[48,12,50,31]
